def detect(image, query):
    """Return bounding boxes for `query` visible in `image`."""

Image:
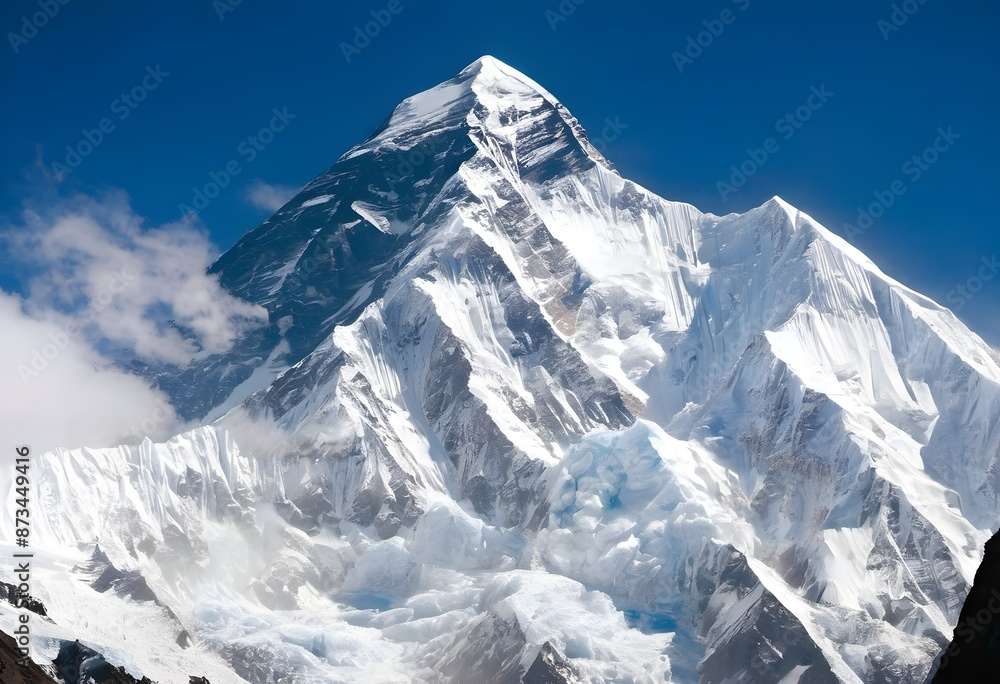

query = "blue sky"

[2,0,998,342]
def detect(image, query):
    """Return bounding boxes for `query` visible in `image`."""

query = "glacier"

[3,55,1000,683]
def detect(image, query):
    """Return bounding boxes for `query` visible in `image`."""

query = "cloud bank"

[7,190,267,365]
[1,189,268,453]
[1,291,181,454]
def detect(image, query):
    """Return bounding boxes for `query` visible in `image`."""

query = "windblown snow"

[3,55,999,683]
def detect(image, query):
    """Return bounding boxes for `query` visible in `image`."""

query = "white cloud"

[6,190,268,366]
[244,180,299,212]
[0,291,182,454]
[0,189,271,453]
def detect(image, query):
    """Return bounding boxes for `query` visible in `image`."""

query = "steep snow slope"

[4,56,1000,683]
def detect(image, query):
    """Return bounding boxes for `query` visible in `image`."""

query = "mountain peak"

[458,54,515,76]
[340,54,606,173]
[456,55,554,101]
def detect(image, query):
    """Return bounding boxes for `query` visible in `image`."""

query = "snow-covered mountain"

[4,55,1000,683]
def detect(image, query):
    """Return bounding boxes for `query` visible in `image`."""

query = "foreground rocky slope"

[929,530,1000,682]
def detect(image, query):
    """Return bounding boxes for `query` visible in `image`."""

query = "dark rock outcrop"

[930,530,1000,682]
[522,641,577,683]
[0,630,57,683]
[0,581,47,616]
[53,639,154,684]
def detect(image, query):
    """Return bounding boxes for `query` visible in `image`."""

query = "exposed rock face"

[0,630,57,683]
[698,547,838,684]
[523,642,578,684]
[0,582,46,617]
[53,639,154,683]
[930,531,1000,683]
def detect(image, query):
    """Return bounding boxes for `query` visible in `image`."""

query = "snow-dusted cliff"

[3,56,999,683]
